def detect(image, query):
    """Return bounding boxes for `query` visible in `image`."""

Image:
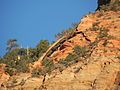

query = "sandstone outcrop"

[41,10,120,90]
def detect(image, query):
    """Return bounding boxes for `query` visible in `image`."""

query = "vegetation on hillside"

[32,45,90,77]
[0,39,50,76]
[55,23,78,40]
[100,0,120,11]
[0,22,112,77]
[0,23,79,76]
[32,58,55,77]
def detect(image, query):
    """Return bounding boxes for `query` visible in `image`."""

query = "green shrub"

[36,40,49,57]
[92,22,100,31]
[42,58,55,74]
[32,58,55,77]
[55,29,74,40]
[91,25,109,39]
[65,53,76,62]
[89,40,99,47]
[32,68,46,77]
[58,45,89,68]
[58,59,69,67]
[3,58,29,75]
[29,48,38,60]
[12,78,17,83]
[73,45,89,58]
[4,49,20,60]
[98,28,108,39]
[32,66,54,77]
[4,67,16,76]
[2,39,50,75]
[42,58,54,68]
[100,29,108,38]
[61,52,81,66]
[55,23,78,40]
[15,60,29,73]
[0,58,4,64]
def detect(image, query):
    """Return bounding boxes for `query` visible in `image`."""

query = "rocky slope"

[39,10,120,90]
[0,0,120,90]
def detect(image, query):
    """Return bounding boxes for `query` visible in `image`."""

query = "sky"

[0,0,98,57]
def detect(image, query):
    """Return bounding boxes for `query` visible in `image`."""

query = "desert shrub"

[107,35,116,39]
[54,63,66,72]
[0,58,4,64]
[32,58,55,77]
[73,45,89,58]
[18,48,27,56]
[2,39,50,75]
[100,1,120,11]
[55,29,74,40]
[32,68,46,77]
[32,67,54,77]
[89,40,99,47]
[58,59,69,67]
[12,78,17,83]
[42,58,54,68]
[92,26,99,31]
[15,60,29,73]
[36,40,49,57]
[55,23,78,40]
[64,53,78,64]
[58,46,89,67]
[3,58,29,74]
[42,58,55,74]
[100,4,111,11]
[4,67,16,76]
[64,53,76,62]
[29,48,38,60]
[97,27,109,39]
[3,48,29,62]
[91,24,109,39]
[32,69,38,77]
[4,49,20,60]
[4,59,16,68]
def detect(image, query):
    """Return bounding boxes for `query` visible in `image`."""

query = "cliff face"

[42,11,120,90]
[39,6,120,89]
[0,0,120,90]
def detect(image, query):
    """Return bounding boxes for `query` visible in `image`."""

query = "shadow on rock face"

[97,0,111,10]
